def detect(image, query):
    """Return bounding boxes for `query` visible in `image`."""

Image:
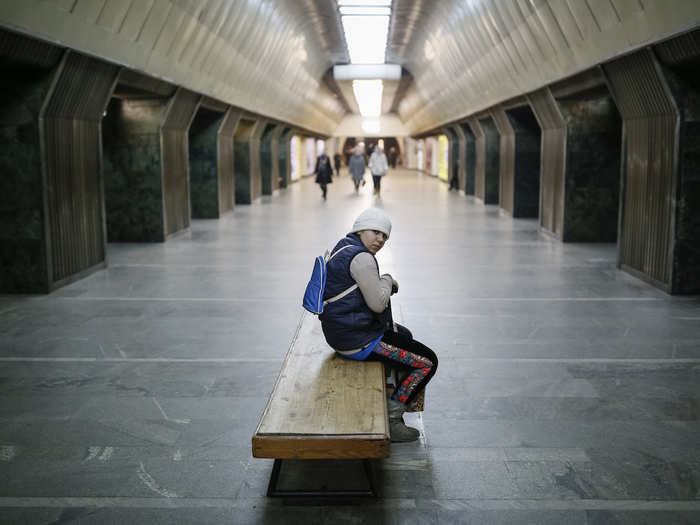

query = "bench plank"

[252,311,390,459]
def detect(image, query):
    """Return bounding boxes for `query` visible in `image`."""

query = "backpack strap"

[323,243,361,306]
[325,244,354,262]
[324,283,358,305]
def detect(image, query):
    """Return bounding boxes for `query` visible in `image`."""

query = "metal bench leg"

[266,459,284,497]
[266,459,378,498]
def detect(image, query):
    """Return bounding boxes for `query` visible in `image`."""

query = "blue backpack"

[302,245,358,314]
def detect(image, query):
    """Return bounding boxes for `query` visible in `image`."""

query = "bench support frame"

[266,459,377,499]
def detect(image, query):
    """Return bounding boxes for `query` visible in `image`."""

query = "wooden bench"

[252,311,390,497]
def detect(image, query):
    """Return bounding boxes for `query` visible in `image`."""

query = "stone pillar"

[103,87,200,241]
[278,127,293,189]
[1,30,119,292]
[443,127,458,187]
[491,107,515,214]
[459,122,476,196]
[452,125,467,192]
[527,88,565,238]
[507,105,542,218]
[216,107,242,215]
[234,117,265,204]
[492,104,542,217]
[604,39,700,293]
[268,126,284,194]
[473,116,500,204]
[260,123,282,196]
[529,80,621,242]
[189,102,227,218]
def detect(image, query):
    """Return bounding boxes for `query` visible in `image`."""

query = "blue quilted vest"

[319,233,386,350]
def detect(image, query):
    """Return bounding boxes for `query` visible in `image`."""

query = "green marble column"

[443,127,457,187]
[558,90,621,242]
[103,88,200,241]
[506,105,541,218]
[260,123,282,196]
[479,116,500,205]
[459,122,476,196]
[528,85,621,242]
[189,107,226,218]
[103,97,169,242]
[451,125,467,192]
[278,127,293,189]
[268,125,284,194]
[0,40,62,292]
[492,104,542,218]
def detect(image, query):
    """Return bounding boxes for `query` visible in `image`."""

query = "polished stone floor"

[1,169,699,524]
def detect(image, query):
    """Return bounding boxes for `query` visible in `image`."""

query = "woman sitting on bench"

[319,208,438,442]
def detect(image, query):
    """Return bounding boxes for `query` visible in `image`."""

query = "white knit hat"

[350,208,392,239]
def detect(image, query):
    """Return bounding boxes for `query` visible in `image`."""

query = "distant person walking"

[333,152,342,177]
[449,167,459,191]
[388,146,398,169]
[314,151,333,200]
[348,146,367,193]
[368,146,389,197]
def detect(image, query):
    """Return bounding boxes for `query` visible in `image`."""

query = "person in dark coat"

[388,146,398,169]
[333,152,342,177]
[314,152,333,200]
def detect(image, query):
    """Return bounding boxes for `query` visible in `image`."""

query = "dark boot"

[387,399,419,443]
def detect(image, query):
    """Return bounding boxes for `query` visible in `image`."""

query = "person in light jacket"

[368,146,389,196]
[348,146,367,193]
[319,208,438,442]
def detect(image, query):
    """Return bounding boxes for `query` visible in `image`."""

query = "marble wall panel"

[558,92,621,242]
[278,128,293,189]
[658,57,700,293]
[507,105,542,218]
[103,98,167,242]
[452,125,467,192]
[189,108,225,218]
[259,123,278,196]
[268,126,283,194]
[0,62,54,292]
[479,116,500,205]
[459,123,476,196]
[234,120,255,205]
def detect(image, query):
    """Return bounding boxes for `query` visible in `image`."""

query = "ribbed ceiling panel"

[0,0,348,134]
[393,0,700,134]
[2,1,700,134]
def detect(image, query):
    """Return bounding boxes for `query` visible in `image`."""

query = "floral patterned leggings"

[367,328,438,405]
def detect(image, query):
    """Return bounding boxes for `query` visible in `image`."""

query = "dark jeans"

[372,175,382,191]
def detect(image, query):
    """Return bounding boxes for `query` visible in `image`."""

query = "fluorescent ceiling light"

[339,6,391,15]
[333,64,401,80]
[353,79,383,117]
[338,0,391,5]
[342,15,389,64]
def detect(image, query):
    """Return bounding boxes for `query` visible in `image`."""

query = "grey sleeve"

[349,252,393,313]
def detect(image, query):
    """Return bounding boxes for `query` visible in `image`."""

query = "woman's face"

[358,230,388,254]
